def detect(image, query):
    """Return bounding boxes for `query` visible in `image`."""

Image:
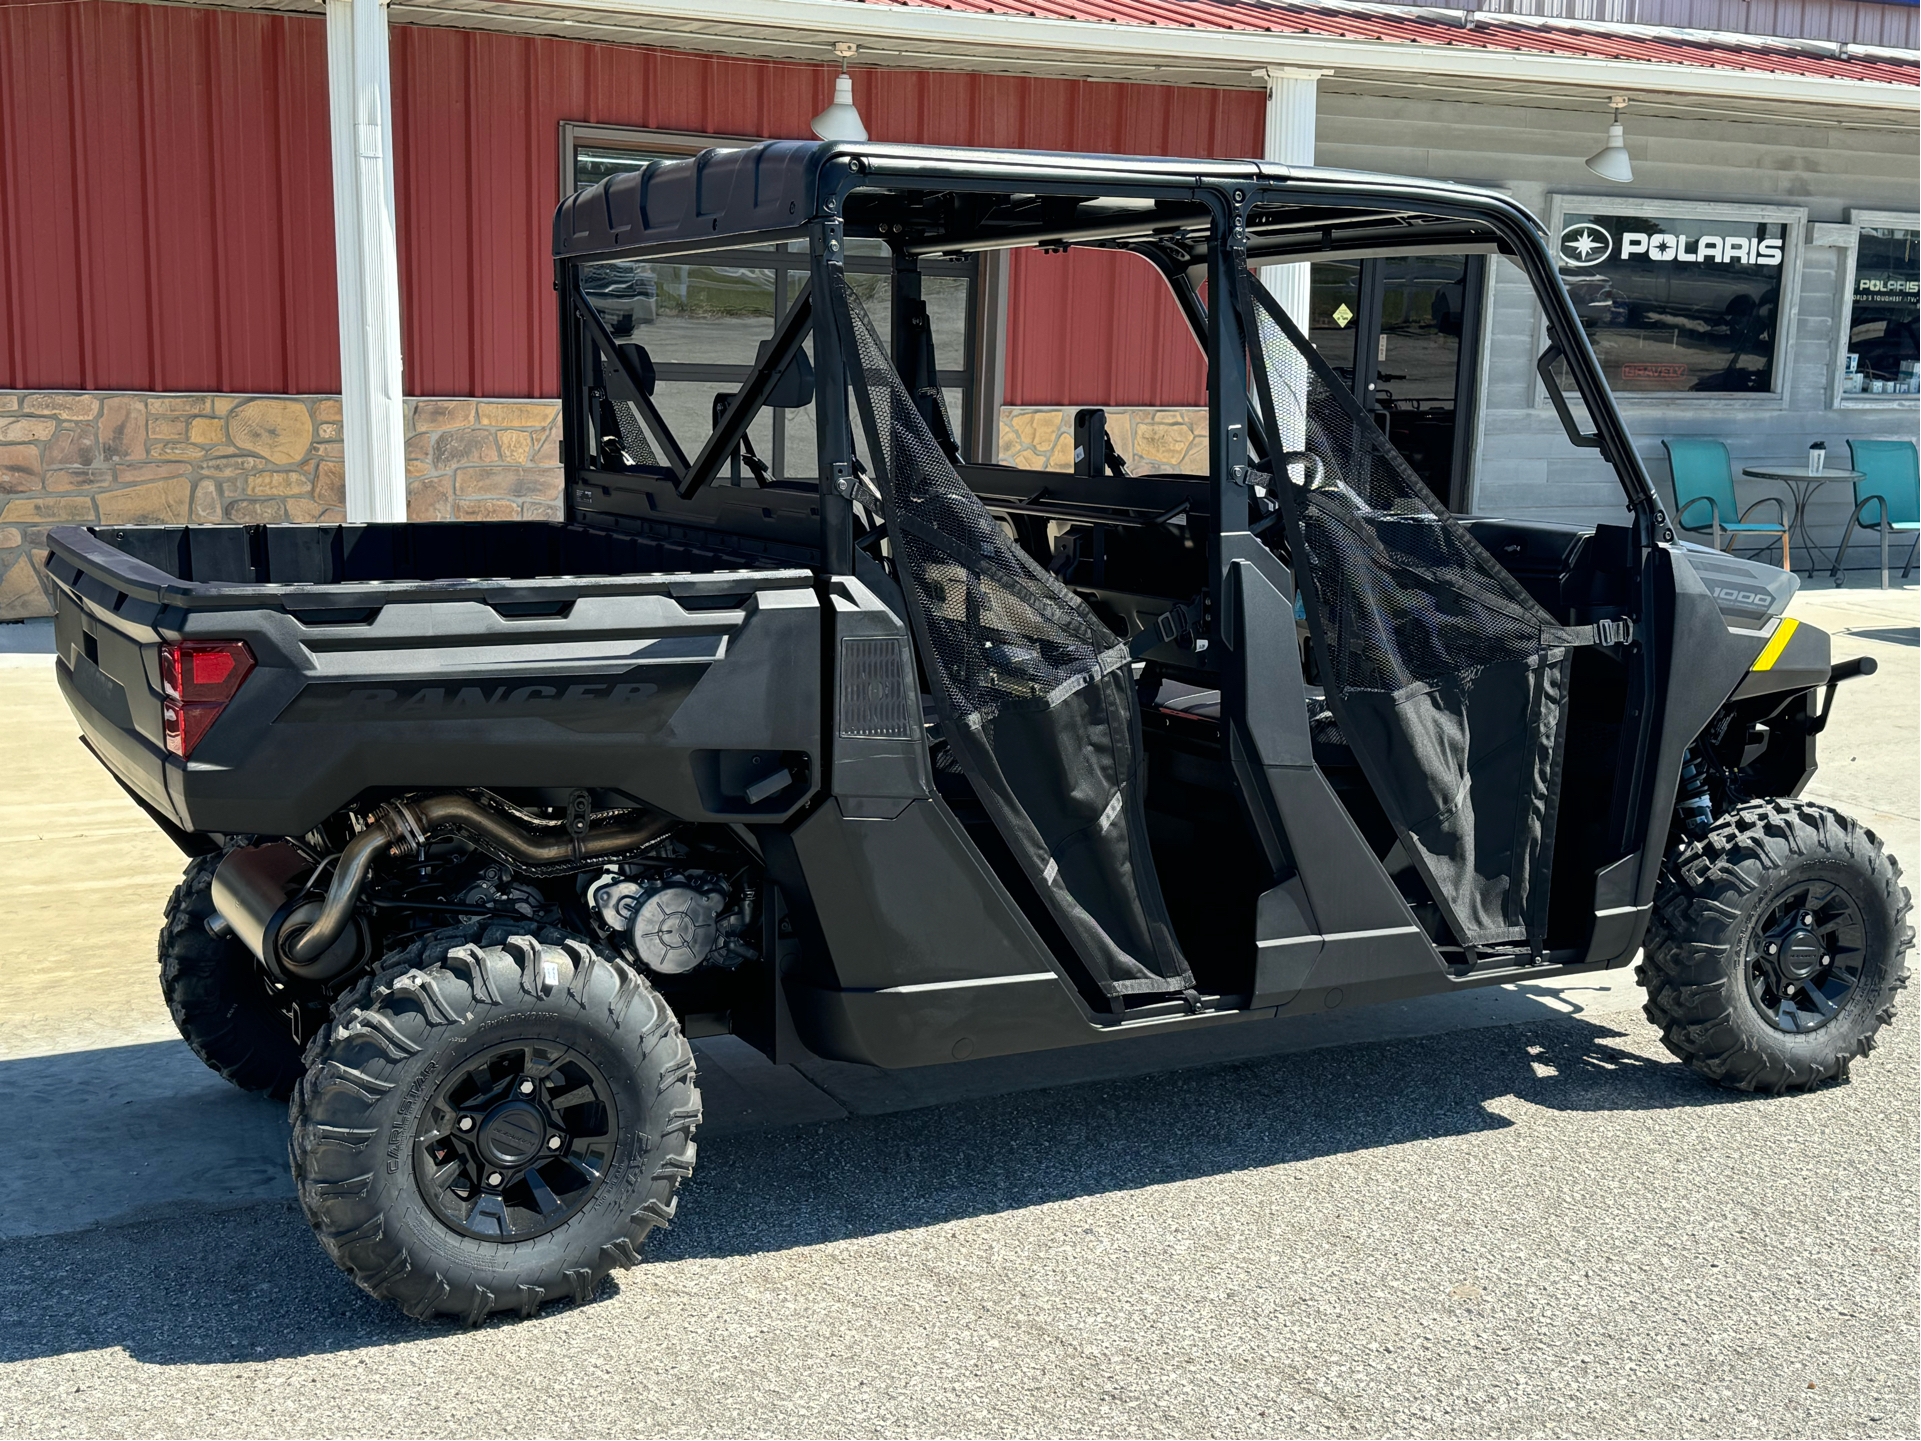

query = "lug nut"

[1766,943,1779,955]
[547,1135,563,1151]
[487,1171,503,1187]
[1803,913,1815,926]
[457,1116,475,1132]
[519,1079,536,1095]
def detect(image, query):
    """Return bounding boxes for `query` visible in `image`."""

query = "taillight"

[159,640,255,758]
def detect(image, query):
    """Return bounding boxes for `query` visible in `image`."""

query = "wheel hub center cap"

[477,1100,546,1168]
[1779,929,1826,980]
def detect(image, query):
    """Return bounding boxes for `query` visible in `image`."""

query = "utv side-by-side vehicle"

[49,142,1911,1323]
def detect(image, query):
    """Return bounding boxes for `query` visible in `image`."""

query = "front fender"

[1729,616,1830,700]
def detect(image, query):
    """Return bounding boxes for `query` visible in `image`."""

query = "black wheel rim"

[414,1041,618,1241]
[1744,878,1868,1035]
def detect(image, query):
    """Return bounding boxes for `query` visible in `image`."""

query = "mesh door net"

[611,397,661,469]
[832,273,1192,1000]
[1243,268,1583,948]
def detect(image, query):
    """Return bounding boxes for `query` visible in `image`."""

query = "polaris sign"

[1554,204,1794,396]
[1620,232,1783,266]
[1558,215,1785,269]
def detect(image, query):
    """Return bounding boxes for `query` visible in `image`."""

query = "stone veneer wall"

[999,406,1209,474]
[1,395,1212,620]
[0,392,563,619]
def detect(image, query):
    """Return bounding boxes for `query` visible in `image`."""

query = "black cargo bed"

[44,520,822,836]
[47,520,793,612]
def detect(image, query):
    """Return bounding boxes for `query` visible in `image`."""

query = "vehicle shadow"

[654,1011,1748,1264]
[0,1011,1769,1367]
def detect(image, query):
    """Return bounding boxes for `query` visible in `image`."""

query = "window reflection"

[1845,226,1919,395]
[1309,261,1360,380]
[1556,212,1787,395]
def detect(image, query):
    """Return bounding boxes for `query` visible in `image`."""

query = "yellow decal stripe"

[1752,617,1800,672]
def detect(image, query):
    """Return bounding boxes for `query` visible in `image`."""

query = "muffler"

[211,842,370,982]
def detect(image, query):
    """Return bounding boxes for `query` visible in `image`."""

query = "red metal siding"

[0,2,1255,403]
[1005,248,1208,408]
[388,27,1259,401]
[0,0,335,394]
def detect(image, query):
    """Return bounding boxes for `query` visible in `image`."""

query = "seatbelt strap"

[1130,598,1207,659]
[1548,617,1635,648]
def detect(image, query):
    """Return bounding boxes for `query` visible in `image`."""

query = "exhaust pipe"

[211,842,369,982]
[214,793,673,981]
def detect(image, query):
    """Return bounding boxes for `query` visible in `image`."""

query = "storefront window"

[1841,223,1919,398]
[1554,209,1790,396]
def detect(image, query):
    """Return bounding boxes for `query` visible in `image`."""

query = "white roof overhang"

[146,0,1921,114]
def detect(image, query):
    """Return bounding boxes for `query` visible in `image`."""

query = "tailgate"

[51,573,175,822]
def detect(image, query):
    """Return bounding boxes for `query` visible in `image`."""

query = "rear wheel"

[159,853,307,1100]
[1640,799,1912,1092]
[289,923,699,1323]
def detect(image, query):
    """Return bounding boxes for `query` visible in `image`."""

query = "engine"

[585,867,757,975]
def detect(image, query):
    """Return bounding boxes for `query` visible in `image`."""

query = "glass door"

[1308,255,1486,512]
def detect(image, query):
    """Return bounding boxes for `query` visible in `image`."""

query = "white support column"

[1258,67,1327,450]
[327,0,407,522]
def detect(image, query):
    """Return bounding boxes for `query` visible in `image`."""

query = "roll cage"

[556,142,1672,950]
[555,142,1663,563]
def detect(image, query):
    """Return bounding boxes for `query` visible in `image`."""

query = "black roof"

[551,140,1518,262]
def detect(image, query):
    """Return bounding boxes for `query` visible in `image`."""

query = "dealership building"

[0,0,1915,618]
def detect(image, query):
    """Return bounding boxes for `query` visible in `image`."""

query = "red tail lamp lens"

[159,640,254,758]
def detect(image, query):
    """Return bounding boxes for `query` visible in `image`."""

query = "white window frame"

[559,123,759,195]
[1830,208,1920,411]
[1537,194,1808,413]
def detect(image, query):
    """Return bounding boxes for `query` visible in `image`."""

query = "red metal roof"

[872,0,1919,85]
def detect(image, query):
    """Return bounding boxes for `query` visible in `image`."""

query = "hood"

[1672,542,1800,631]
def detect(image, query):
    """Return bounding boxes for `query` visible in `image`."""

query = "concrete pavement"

[0,583,1912,1437]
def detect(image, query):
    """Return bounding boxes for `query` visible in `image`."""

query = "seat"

[1835,440,1920,589]
[1154,685,1354,767]
[1663,438,1789,568]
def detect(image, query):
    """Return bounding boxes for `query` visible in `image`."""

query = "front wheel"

[1640,799,1912,1092]
[289,924,700,1323]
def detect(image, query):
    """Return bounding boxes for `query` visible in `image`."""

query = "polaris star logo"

[1559,223,1612,267]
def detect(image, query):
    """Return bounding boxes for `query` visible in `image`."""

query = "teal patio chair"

[1662,438,1790,569]
[1836,439,1920,589]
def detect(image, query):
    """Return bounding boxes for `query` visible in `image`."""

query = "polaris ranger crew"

[47,142,1910,1324]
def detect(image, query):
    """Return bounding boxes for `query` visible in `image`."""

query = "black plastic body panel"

[1626,547,1797,913]
[784,940,1633,1070]
[46,521,821,835]
[1730,620,1830,701]
[787,798,1060,992]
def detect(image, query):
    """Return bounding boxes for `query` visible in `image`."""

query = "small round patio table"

[1741,463,1864,578]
